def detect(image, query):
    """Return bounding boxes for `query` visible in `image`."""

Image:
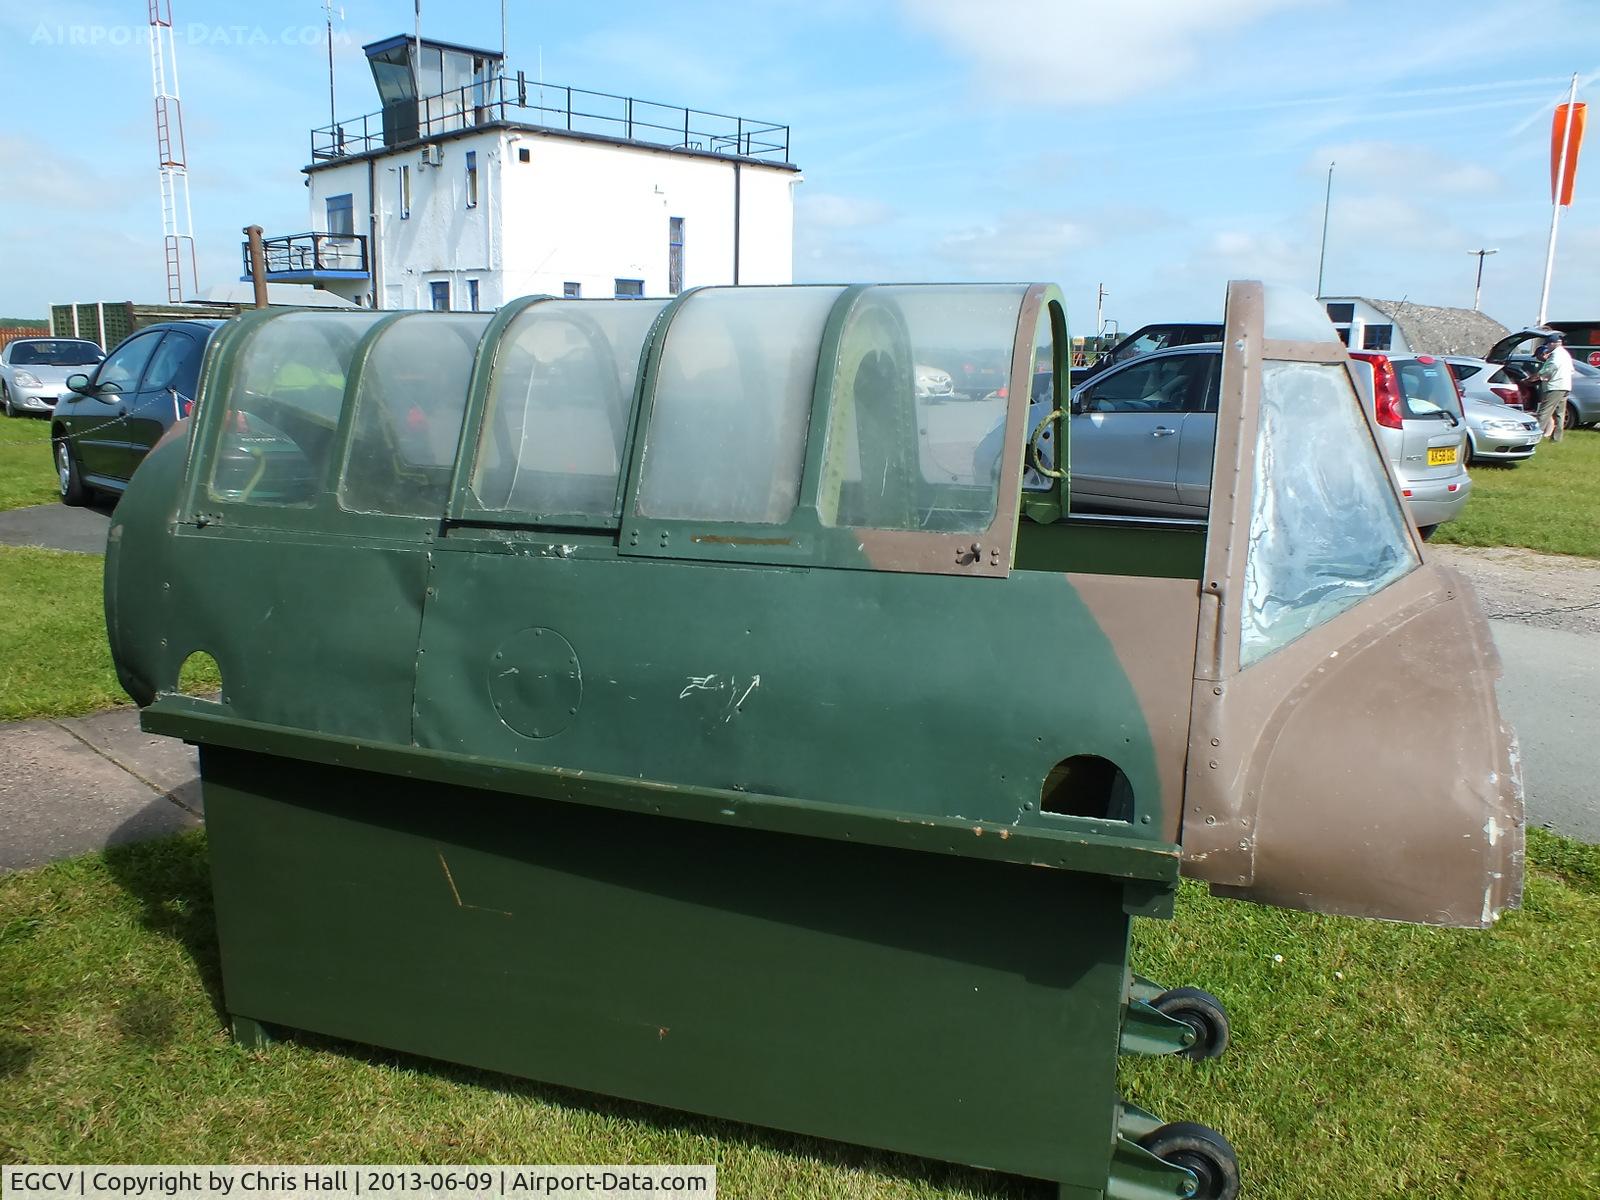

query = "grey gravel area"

[1431,543,1600,636]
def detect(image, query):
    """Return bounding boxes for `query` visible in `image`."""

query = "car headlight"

[12,370,43,387]
[1483,420,1525,432]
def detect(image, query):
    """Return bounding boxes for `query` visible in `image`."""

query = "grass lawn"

[1436,425,1600,559]
[0,545,219,720]
[0,831,1595,1198]
[0,417,58,511]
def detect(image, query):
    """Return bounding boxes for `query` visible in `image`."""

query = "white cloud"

[1199,229,1313,289]
[1308,141,1505,197]
[903,0,1312,106]
[797,192,897,229]
[935,211,1086,275]
[0,133,141,211]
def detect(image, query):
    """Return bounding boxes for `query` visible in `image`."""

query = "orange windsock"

[1551,101,1586,206]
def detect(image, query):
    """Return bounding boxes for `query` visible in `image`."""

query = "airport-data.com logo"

[29,23,353,48]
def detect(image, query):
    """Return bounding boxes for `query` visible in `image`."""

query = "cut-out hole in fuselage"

[177,650,223,701]
[1040,755,1133,822]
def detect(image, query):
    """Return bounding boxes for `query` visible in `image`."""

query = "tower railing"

[310,75,790,166]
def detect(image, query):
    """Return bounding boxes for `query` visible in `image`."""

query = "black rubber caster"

[1151,986,1230,1061]
[1139,1121,1240,1200]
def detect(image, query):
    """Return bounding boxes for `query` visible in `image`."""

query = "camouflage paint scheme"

[105,281,1522,1199]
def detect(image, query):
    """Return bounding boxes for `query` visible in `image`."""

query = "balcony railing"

[242,232,370,281]
[310,75,790,166]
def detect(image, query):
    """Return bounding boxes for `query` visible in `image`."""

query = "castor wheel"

[1151,986,1230,1061]
[1139,1121,1240,1200]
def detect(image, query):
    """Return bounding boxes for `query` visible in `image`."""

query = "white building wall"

[734,164,796,287]
[500,134,795,299]
[309,129,503,311]
[1320,297,1413,355]
[307,128,796,310]
[304,158,373,306]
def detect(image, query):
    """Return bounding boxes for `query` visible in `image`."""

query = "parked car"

[913,363,955,399]
[1439,358,1541,463]
[1440,355,1523,406]
[1485,328,1600,428]
[1343,352,1471,535]
[51,320,223,505]
[1070,321,1223,385]
[1061,344,1219,518]
[0,338,105,417]
[1000,343,1470,536]
[1460,397,1541,464]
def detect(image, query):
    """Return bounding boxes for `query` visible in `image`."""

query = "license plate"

[1428,446,1457,466]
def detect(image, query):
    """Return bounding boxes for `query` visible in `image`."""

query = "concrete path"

[1486,620,1600,843]
[0,706,200,872]
[0,501,113,555]
[1430,546,1600,842]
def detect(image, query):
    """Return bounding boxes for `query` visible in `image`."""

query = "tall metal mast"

[149,0,198,301]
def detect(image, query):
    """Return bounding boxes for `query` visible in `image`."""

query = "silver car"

[1439,358,1542,463]
[998,342,1471,536]
[1440,355,1524,407]
[1459,397,1541,463]
[1346,352,1471,535]
[0,338,105,417]
[1060,344,1219,519]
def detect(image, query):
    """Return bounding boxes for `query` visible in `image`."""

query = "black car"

[1070,321,1223,386]
[51,319,224,506]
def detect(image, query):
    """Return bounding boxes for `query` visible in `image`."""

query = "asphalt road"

[1433,544,1600,844]
[1489,620,1599,842]
[0,500,112,555]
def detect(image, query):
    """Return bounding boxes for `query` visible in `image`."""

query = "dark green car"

[51,319,222,505]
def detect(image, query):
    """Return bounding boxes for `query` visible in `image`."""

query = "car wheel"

[1418,524,1438,542]
[1566,401,1581,432]
[1463,433,1475,465]
[1,383,12,418]
[56,437,88,507]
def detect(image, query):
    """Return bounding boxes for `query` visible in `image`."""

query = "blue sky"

[2,0,1597,335]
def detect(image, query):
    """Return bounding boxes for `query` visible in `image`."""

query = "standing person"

[1536,332,1574,441]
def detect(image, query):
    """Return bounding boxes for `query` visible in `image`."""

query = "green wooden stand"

[200,744,1198,1198]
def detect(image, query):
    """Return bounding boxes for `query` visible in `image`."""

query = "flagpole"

[1538,73,1579,325]
[1316,160,1334,297]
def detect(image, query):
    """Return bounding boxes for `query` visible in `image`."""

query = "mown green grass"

[1436,426,1600,559]
[0,546,126,719]
[0,415,58,511]
[1,831,1595,1198]
[0,546,219,720]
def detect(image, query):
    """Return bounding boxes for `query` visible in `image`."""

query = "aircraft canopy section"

[186,284,1065,576]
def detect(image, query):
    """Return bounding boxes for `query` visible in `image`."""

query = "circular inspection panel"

[487,627,583,739]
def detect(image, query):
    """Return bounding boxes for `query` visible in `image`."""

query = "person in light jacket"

[1536,332,1574,442]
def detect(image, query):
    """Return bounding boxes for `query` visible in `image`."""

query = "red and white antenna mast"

[149,1,198,301]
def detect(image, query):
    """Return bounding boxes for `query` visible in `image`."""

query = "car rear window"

[1394,359,1458,419]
